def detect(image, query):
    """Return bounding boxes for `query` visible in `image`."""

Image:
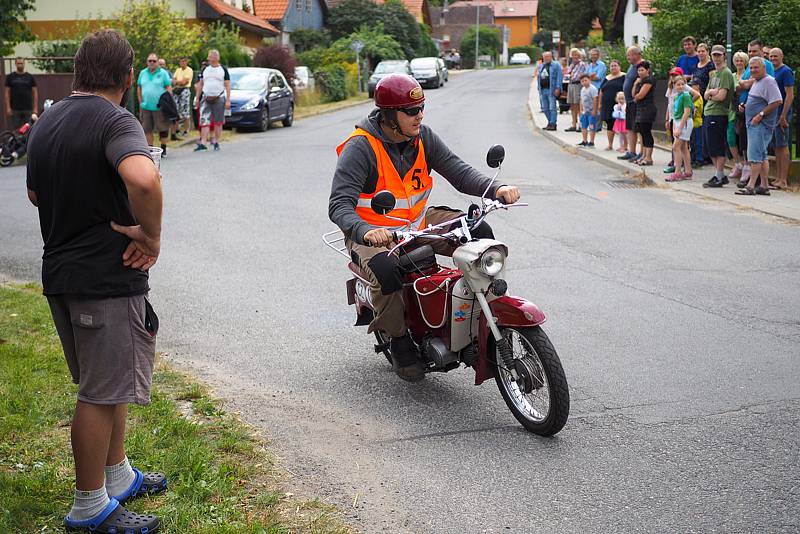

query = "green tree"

[740,0,800,69]
[113,0,202,75]
[32,39,81,73]
[194,21,252,68]
[379,0,422,59]
[328,0,383,39]
[0,0,35,56]
[538,0,600,42]
[417,23,439,57]
[460,26,501,67]
[331,23,405,65]
[290,28,330,53]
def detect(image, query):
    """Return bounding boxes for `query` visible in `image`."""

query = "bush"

[253,45,297,84]
[193,21,251,69]
[32,40,80,73]
[331,23,405,66]
[296,47,352,73]
[509,46,541,61]
[461,26,502,68]
[316,64,348,102]
[291,28,330,53]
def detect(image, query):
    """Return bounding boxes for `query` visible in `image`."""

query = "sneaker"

[663,165,676,174]
[586,142,595,148]
[665,172,683,182]
[565,126,578,132]
[729,164,743,180]
[194,143,208,152]
[720,175,729,185]
[617,151,635,160]
[389,335,425,382]
[577,141,587,147]
[703,177,724,188]
[213,143,220,151]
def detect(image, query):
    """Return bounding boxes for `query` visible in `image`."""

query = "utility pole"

[726,0,732,69]
[475,4,480,69]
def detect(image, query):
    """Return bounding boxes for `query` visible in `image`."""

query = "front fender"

[474,296,547,385]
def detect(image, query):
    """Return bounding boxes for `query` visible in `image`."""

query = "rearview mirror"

[371,190,396,215]
[486,144,505,168]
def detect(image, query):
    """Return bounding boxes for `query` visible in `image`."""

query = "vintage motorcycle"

[323,145,569,436]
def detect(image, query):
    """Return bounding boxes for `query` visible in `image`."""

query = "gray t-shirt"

[623,64,638,102]
[580,84,598,114]
[745,75,783,129]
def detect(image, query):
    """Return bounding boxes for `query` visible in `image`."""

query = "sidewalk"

[528,84,800,222]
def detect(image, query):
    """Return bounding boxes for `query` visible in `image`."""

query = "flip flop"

[735,187,755,195]
[754,186,771,196]
[111,468,167,504]
[64,498,159,533]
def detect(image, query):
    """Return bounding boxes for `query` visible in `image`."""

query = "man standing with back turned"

[26,30,167,533]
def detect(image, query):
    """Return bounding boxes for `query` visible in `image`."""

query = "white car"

[509,53,531,65]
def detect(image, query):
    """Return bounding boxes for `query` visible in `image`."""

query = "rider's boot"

[389,334,425,382]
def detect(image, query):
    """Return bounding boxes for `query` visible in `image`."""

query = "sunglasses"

[398,105,424,116]
[147,59,157,63]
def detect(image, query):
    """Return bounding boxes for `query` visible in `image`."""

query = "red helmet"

[375,74,425,109]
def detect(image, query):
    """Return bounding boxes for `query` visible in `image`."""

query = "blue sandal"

[64,498,160,533]
[111,468,168,504]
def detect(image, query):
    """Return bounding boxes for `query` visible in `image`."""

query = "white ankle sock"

[104,456,136,497]
[68,486,110,521]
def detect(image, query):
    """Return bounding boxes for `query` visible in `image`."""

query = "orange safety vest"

[336,128,432,230]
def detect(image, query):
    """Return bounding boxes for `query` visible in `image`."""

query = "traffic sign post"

[351,40,365,92]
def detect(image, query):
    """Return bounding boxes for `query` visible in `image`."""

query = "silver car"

[367,60,411,98]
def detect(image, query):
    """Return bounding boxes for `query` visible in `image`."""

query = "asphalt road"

[2,68,799,533]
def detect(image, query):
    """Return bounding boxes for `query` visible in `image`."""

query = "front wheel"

[493,326,569,436]
[282,103,294,127]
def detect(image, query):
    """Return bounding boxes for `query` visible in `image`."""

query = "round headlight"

[478,248,504,276]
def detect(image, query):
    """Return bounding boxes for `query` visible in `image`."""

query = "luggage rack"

[322,230,350,259]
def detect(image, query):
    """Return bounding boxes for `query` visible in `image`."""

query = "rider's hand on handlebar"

[364,228,395,248]
[495,185,521,205]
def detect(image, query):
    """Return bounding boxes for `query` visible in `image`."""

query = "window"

[275,74,286,88]
[633,35,639,44]
[632,0,638,12]
[295,0,301,9]
[305,0,311,12]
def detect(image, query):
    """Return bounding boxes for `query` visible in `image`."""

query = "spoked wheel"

[374,331,394,364]
[493,326,569,436]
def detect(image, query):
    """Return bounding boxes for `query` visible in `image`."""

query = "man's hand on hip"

[111,222,161,271]
[495,185,521,204]
[364,228,395,248]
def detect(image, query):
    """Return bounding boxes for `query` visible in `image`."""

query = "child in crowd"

[667,76,694,181]
[577,74,599,147]
[612,92,627,152]
[663,67,684,174]
[688,84,704,165]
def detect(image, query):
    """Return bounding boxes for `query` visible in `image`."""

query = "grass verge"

[0,283,351,534]
[295,94,371,120]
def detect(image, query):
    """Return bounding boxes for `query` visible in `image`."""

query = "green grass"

[0,284,352,534]
[294,93,370,119]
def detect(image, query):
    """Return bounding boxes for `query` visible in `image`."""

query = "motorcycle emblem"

[409,87,424,101]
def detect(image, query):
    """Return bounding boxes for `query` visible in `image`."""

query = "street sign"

[351,40,364,53]
[552,30,561,43]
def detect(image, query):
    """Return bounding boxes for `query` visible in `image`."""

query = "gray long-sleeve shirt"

[329,108,501,245]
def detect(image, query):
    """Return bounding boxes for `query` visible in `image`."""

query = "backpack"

[158,91,179,122]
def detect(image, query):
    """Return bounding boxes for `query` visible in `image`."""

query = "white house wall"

[623,0,652,48]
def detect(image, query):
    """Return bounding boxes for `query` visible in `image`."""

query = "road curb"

[525,94,800,223]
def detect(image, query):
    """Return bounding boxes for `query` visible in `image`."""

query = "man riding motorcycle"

[328,74,520,382]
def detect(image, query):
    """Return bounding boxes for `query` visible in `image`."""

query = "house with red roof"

[612,0,656,47]
[254,0,329,45]
[325,0,432,26]
[448,0,538,48]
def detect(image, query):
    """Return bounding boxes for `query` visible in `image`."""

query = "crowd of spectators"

[533,35,795,194]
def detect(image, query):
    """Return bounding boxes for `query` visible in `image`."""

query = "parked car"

[509,53,531,65]
[293,66,314,91]
[226,67,294,132]
[436,57,449,83]
[367,60,411,98]
[410,57,445,89]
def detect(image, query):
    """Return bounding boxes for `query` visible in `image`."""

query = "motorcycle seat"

[398,245,436,273]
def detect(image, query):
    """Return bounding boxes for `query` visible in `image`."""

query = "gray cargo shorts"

[47,294,157,406]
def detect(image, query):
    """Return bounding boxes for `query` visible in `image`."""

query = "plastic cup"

[148,146,163,170]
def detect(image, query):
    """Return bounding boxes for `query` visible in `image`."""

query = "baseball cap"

[711,44,726,55]
[669,66,684,76]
